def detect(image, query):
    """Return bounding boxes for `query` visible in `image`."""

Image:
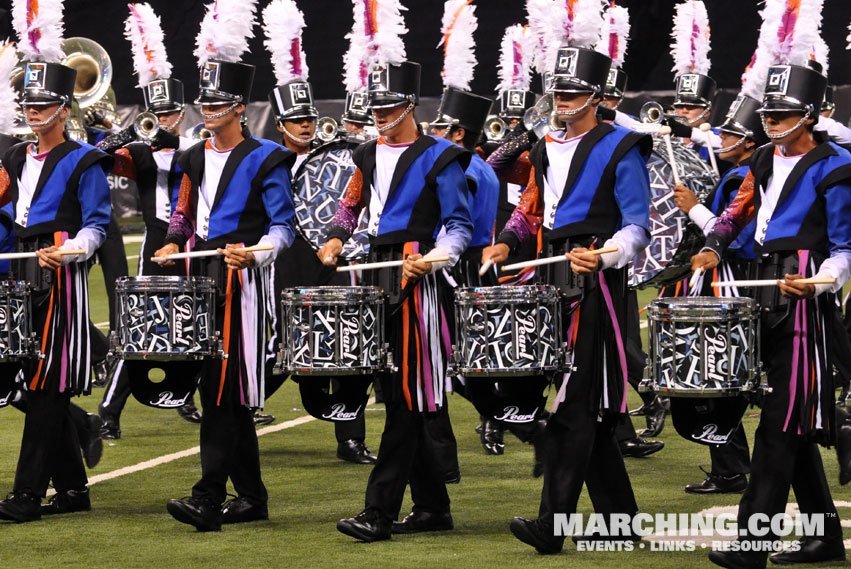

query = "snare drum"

[113,276,217,359]
[645,296,759,396]
[280,286,386,375]
[454,285,562,376]
[0,280,33,361]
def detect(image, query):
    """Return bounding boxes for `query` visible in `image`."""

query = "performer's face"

[200,102,242,132]
[429,125,448,137]
[761,111,810,143]
[343,120,364,134]
[718,132,746,162]
[674,104,706,124]
[279,118,316,148]
[372,103,408,135]
[553,92,596,123]
[156,110,183,132]
[600,96,621,110]
[24,103,67,135]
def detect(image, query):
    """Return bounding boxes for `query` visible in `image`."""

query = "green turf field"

[0,239,847,568]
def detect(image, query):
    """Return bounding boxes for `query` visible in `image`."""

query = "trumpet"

[484,116,507,142]
[133,111,159,141]
[191,122,213,141]
[522,94,561,139]
[639,101,664,124]
[316,116,339,143]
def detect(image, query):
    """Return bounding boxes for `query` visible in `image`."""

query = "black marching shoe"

[337,509,392,542]
[510,517,564,554]
[768,537,846,565]
[79,413,104,468]
[392,510,453,534]
[337,439,377,465]
[685,469,747,494]
[619,437,664,458]
[638,395,666,438]
[222,496,268,524]
[99,405,121,440]
[92,359,109,388]
[176,400,202,424]
[481,419,505,455]
[0,492,41,522]
[42,488,91,515]
[708,548,766,569]
[253,411,275,426]
[166,496,222,532]
[443,469,461,484]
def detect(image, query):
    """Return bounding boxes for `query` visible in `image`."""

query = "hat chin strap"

[200,101,239,120]
[717,135,746,154]
[281,125,315,145]
[159,106,186,133]
[554,93,595,117]
[682,106,710,126]
[25,102,65,128]
[761,113,809,140]
[377,102,415,134]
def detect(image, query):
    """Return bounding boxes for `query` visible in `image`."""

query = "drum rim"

[116,275,217,291]
[456,284,562,301]
[281,285,384,302]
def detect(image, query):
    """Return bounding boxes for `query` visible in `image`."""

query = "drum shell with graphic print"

[0,280,34,361]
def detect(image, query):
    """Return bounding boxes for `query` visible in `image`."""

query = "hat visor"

[756,98,807,114]
[21,93,64,106]
[150,102,184,114]
[549,80,596,94]
[194,91,238,105]
[341,113,373,125]
[672,98,709,108]
[369,95,409,110]
[279,107,319,121]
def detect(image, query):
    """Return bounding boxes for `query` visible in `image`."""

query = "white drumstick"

[478,259,493,277]
[711,277,836,288]
[0,249,87,261]
[151,244,273,263]
[336,255,451,273]
[501,246,618,272]
[699,123,719,178]
[689,267,703,290]
[661,126,682,186]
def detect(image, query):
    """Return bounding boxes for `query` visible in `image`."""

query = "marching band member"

[154,0,296,531]
[319,0,473,541]
[95,3,200,439]
[262,0,375,463]
[483,1,653,551]
[0,0,112,521]
[692,2,850,565]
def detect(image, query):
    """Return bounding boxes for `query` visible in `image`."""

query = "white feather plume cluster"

[847,22,850,50]
[12,0,65,62]
[595,4,630,69]
[364,0,408,68]
[556,0,606,50]
[438,0,478,91]
[670,0,711,75]
[756,0,824,67]
[526,0,557,75]
[0,42,19,133]
[343,0,370,92]
[194,0,258,67]
[262,0,309,85]
[740,47,770,101]
[810,36,828,75]
[497,24,532,94]
[124,3,172,87]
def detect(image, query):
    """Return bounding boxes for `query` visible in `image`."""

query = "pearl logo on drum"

[151,391,189,408]
[321,402,362,421]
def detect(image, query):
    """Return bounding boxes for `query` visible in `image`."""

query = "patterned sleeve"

[326,166,365,244]
[164,173,195,247]
[111,148,137,180]
[0,168,9,207]
[703,171,756,256]
[494,165,543,252]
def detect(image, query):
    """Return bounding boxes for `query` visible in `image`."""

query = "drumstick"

[699,123,720,178]
[689,267,703,290]
[501,246,618,272]
[711,277,836,288]
[336,255,451,272]
[150,244,273,263]
[660,126,683,186]
[0,249,87,260]
[478,259,493,276]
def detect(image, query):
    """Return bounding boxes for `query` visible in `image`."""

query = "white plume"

[847,21,850,50]
[262,0,309,84]
[0,42,18,133]
[497,24,532,94]
[526,0,558,74]
[740,46,770,101]
[363,0,408,68]
[194,0,258,66]
[343,0,370,92]
[555,0,606,50]
[595,3,630,69]
[670,0,711,75]
[810,36,828,76]
[437,0,478,91]
[12,0,65,62]
[756,0,824,67]
[124,3,172,87]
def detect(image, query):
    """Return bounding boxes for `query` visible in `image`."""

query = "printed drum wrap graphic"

[455,285,562,375]
[0,283,31,360]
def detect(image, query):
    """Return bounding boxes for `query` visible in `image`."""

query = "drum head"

[630,140,718,287]
[126,360,201,409]
[670,396,748,447]
[293,141,370,261]
[465,376,550,424]
[297,375,371,422]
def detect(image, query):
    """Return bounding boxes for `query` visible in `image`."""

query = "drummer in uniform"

[154,13,298,529]
[483,42,653,553]
[694,59,851,568]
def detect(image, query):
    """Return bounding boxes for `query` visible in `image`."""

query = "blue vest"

[709,163,755,259]
[465,153,500,248]
[0,203,13,273]
[529,123,652,241]
[750,141,851,255]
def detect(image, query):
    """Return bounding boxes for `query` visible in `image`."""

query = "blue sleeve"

[78,164,111,235]
[613,146,651,234]
[434,160,473,263]
[825,182,851,254]
[260,163,297,247]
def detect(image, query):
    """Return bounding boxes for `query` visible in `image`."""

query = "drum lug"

[384,345,398,373]
[637,379,654,393]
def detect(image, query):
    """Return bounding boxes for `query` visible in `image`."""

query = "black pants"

[736,310,842,547]
[99,362,131,417]
[364,376,450,521]
[191,377,266,507]
[709,424,750,476]
[13,390,87,497]
[96,212,129,332]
